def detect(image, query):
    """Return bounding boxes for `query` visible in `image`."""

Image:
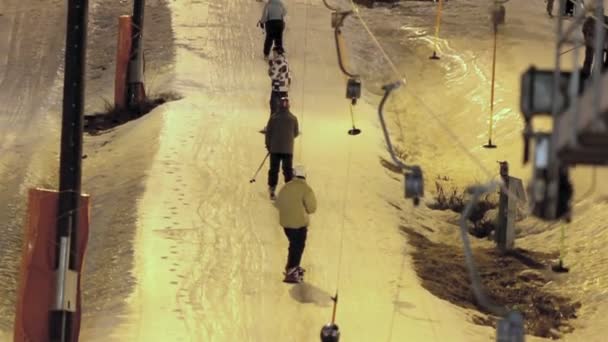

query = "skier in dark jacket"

[582,14,608,79]
[259,0,287,59]
[265,97,299,199]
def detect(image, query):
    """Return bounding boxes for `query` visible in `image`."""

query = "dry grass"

[401,226,580,339]
[428,177,499,238]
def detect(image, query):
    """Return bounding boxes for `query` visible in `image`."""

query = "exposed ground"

[84,92,182,135]
[401,225,581,339]
[408,176,581,339]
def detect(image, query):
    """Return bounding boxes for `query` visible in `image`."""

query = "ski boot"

[283,267,303,284]
[269,186,276,200]
[296,266,306,279]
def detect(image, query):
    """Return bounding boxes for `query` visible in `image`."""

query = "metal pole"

[131,0,144,66]
[50,0,88,341]
[429,0,443,59]
[129,0,146,107]
[484,25,498,148]
[592,0,604,117]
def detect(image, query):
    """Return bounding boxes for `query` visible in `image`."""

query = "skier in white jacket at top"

[258,0,287,59]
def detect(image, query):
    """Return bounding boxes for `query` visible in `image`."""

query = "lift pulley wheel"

[346,78,361,105]
[405,166,424,206]
[320,323,340,342]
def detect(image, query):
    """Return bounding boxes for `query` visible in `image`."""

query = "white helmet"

[293,165,306,178]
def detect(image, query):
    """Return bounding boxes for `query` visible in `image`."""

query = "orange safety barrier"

[115,15,133,110]
[13,188,90,342]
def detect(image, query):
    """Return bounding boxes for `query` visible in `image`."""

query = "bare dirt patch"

[401,226,581,339]
[84,91,181,135]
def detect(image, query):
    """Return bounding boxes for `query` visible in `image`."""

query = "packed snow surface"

[1,0,607,341]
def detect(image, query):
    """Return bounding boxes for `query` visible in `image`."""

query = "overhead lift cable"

[297,0,312,159]
[326,3,542,340]
[322,2,567,340]
[320,97,357,342]
[344,0,530,214]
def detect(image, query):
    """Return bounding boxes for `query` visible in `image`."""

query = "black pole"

[128,0,145,108]
[50,0,88,341]
[131,0,144,59]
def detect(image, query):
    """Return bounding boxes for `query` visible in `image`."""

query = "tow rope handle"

[331,292,339,324]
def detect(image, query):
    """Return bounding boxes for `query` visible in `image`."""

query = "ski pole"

[249,152,270,183]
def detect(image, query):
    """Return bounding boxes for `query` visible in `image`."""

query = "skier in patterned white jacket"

[268,45,291,116]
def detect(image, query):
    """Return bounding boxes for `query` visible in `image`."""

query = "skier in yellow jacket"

[274,165,317,283]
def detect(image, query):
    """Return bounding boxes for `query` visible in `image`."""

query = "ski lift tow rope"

[319,1,361,327]
[332,5,437,339]
[336,0,524,334]
[297,0,310,160]
[344,0,531,213]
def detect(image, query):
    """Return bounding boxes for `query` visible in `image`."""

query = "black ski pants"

[270,90,288,115]
[284,227,308,270]
[264,20,285,56]
[268,153,293,188]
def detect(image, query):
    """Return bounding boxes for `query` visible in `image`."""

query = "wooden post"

[13,189,90,342]
[505,177,525,250]
[115,15,133,110]
[496,162,526,252]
